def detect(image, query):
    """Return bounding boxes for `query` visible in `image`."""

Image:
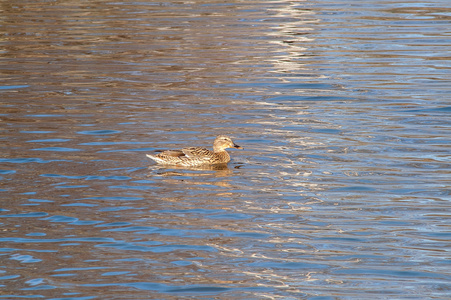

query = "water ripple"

[1,0,449,299]
[77,130,122,135]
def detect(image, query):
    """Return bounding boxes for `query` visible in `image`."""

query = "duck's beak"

[233,143,243,149]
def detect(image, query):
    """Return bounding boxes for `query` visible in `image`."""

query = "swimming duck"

[146,135,242,167]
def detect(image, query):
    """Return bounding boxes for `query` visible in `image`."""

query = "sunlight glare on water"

[1,0,450,299]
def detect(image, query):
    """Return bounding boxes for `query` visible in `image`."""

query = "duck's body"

[146,135,242,167]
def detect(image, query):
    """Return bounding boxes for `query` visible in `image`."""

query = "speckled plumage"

[146,135,242,167]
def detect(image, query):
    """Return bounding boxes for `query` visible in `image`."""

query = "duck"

[146,135,243,167]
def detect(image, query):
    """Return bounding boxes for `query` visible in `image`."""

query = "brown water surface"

[1,0,450,299]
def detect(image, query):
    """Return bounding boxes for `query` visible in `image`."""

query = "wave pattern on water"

[1,0,450,299]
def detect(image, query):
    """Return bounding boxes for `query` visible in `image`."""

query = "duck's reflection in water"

[149,162,243,173]
[147,163,244,189]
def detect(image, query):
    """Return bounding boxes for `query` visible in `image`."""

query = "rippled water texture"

[1,0,450,299]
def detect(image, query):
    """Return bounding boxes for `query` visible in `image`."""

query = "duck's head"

[213,135,243,152]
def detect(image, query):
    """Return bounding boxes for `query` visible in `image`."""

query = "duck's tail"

[146,154,163,164]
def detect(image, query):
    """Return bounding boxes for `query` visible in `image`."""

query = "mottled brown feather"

[146,136,242,167]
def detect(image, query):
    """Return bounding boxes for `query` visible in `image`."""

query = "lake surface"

[1,0,450,299]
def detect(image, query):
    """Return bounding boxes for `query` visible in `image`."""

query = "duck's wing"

[146,149,186,164]
[159,150,186,157]
[181,147,213,159]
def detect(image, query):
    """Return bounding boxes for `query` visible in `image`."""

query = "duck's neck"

[216,150,230,162]
[213,146,226,153]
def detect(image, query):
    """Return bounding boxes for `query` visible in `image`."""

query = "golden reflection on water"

[267,2,316,74]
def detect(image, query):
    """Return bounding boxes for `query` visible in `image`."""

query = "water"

[1,0,450,299]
